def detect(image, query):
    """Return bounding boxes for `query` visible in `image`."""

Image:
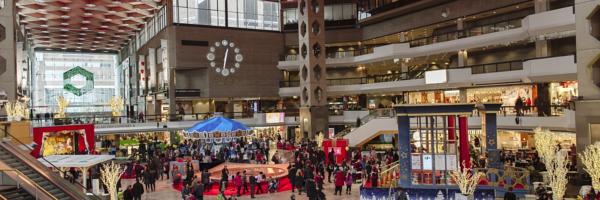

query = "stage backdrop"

[31,124,95,158]
[323,139,348,164]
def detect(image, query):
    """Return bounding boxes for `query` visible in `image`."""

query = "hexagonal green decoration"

[63,66,94,96]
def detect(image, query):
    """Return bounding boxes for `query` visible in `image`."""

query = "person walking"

[288,165,297,193]
[193,180,204,200]
[202,169,211,192]
[334,169,345,195]
[255,174,265,194]
[132,179,144,200]
[295,168,304,195]
[345,171,353,195]
[504,187,517,200]
[123,185,133,200]
[221,165,229,192]
[395,187,409,200]
[235,172,243,197]
[242,170,249,194]
[249,174,257,198]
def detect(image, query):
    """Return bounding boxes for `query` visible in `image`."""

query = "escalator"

[0,186,35,200]
[0,139,95,200]
[343,108,398,147]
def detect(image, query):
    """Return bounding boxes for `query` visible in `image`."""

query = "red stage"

[173,162,292,196]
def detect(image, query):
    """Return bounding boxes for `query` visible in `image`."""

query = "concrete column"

[536,40,551,57]
[459,88,468,103]
[485,111,502,168]
[536,83,551,116]
[457,18,464,31]
[534,0,549,13]
[0,0,17,106]
[148,48,157,90]
[397,115,412,187]
[457,50,468,67]
[298,0,328,140]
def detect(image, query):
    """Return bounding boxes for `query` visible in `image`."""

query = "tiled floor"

[121,176,362,200]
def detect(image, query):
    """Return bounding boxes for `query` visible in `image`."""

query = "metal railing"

[0,169,59,200]
[407,17,523,47]
[462,59,524,74]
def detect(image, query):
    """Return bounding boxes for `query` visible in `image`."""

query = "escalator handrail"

[0,168,59,200]
[0,132,99,200]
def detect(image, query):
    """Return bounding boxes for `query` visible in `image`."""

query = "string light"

[534,127,569,200]
[580,142,600,191]
[100,162,124,200]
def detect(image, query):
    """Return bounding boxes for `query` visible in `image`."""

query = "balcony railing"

[461,59,524,74]
[407,17,522,47]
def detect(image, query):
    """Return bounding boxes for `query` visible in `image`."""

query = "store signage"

[412,154,458,170]
[63,66,94,96]
[425,69,448,84]
[266,112,285,123]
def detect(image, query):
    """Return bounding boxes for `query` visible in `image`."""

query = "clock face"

[206,39,243,77]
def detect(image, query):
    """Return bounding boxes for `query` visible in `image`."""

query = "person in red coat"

[235,172,243,197]
[334,169,345,195]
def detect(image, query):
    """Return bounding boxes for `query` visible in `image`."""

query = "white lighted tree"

[109,96,124,117]
[450,161,483,198]
[100,162,124,200]
[55,96,69,118]
[580,142,600,191]
[4,101,28,121]
[534,128,569,200]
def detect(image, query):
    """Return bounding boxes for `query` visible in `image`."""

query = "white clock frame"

[206,39,243,77]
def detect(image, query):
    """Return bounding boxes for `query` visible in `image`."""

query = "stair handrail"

[0,130,100,200]
[0,168,59,200]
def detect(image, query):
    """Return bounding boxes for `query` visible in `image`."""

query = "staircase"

[0,186,35,200]
[343,108,397,147]
[0,145,71,200]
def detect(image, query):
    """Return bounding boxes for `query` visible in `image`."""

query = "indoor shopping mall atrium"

[0,0,599,199]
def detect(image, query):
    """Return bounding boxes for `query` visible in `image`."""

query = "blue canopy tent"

[183,116,252,143]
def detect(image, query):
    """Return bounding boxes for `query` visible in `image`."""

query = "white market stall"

[37,155,115,192]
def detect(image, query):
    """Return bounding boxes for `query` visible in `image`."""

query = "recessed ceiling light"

[41,24,48,27]
[84,13,93,16]
[99,31,106,34]
[91,49,96,51]
[61,6,70,10]
[45,48,52,51]
[60,15,69,19]
[42,30,49,33]
[81,27,89,30]
[61,47,67,49]
[101,25,108,28]
[60,29,68,31]
[61,22,69,25]
[79,33,86,35]
[82,20,91,24]
[104,19,112,22]
[86,4,96,7]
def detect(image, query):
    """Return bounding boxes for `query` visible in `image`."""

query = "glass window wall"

[284,3,356,25]
[173,0,279,31]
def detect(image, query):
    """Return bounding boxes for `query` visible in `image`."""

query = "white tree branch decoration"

[534,127,569,200]
[450,161,483,197]
[580,142,600,191]
[100,162,124,200]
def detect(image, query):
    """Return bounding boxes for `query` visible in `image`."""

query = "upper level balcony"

[279,54,576,96]
[278,6,575,70]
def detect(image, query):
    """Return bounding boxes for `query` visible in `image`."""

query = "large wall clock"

[206,39,243,77]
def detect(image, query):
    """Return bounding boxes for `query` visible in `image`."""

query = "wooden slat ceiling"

[17,0,164,52]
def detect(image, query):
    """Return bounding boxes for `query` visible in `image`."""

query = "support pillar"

[448,115,456,154]
[457,50,468,67]
[397,115,412,187]
[298,0,328,140]
[485,111,502,168]
[81,167,89,192]
[0,0,17,105]
[458,115,470,169]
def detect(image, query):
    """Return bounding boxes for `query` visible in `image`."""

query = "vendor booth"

[31,124,95,158]
[184,116,252,142]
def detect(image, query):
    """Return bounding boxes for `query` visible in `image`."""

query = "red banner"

[31,124,95,158]
[323,139,348,165]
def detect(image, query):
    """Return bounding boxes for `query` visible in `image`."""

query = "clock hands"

[223,47,229,70]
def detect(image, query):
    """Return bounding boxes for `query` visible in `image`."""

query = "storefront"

[466,85,534,106]
[31,124,96,158]
[496,130,575,151]
[328,96,361,115]
[367,95,401,109]
[95,131,172,156]
[549,81,578,106]
[406,90,460,104]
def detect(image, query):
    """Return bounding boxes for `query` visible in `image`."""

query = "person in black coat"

[288,165,297,192]
[123,185,134,200]
[132,179,144,200]
[193,180,204,200]
[504,187,517,200]
[202,169,211,192]
[249,174,257,198]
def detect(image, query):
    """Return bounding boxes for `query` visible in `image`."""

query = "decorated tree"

[580,142,600,191]
[55,96,69,118]
[450,161,483,199]
[534,128,569,200]
[100,162,124,200]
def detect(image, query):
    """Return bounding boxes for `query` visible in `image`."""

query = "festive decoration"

[100,161,124,200]
[4,101,28,121]
[108,96,124,117]
[534,128,569,200]
[63,66,94,96]
[581,142,600,192]
[55,96,69,118]
[449,161,483,198]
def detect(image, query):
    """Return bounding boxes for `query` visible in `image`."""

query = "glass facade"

[32,52,119,115]
[283,3,357,25]
[173,0,280,31]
